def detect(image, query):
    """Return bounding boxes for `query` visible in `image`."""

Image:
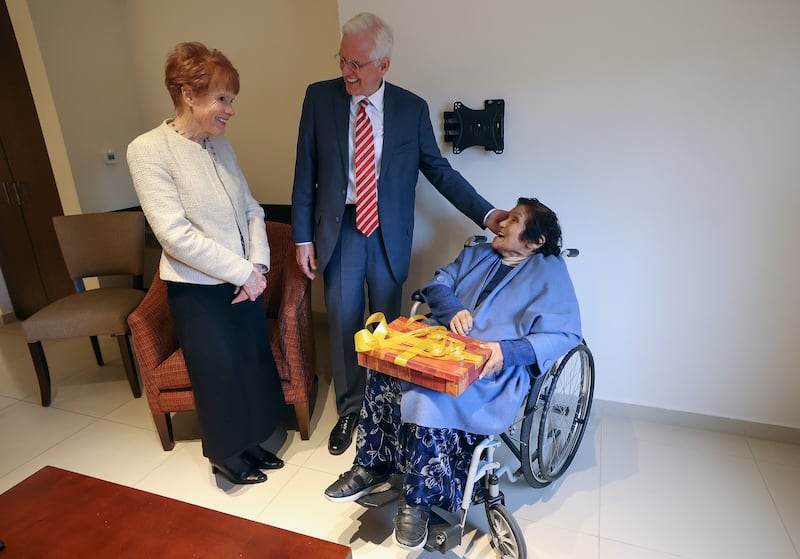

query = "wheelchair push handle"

[464,235,488,247]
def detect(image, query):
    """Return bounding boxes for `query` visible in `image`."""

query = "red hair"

[164,42,239,112]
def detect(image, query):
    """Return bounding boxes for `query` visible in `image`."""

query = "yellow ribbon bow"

[354,312,485,367]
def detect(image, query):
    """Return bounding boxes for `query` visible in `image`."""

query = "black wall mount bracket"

[443,99,504,154]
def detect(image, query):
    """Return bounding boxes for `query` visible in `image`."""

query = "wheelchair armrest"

[465,235,488,247]
[524,363,545,415]
[409,290,432,318]
[526,363,543,379]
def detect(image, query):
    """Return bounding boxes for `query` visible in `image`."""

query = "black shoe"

[328,413,359,455]
[243,445,284,470]
[324,465,391,502]
[211,456,267,485]
[393,501,430,550]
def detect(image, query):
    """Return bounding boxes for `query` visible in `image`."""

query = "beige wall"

[5,0,80,214]
[24,0,340,211]
[1,0,339,319]
[2,0,82,321]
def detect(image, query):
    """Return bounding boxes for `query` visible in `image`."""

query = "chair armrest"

[277,251,315,389]
[127,274,179,373]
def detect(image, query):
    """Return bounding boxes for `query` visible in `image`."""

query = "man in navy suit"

[291,12,505,455]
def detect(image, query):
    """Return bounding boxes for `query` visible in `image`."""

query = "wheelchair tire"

[520,343,594,487]
[486,502,527,559]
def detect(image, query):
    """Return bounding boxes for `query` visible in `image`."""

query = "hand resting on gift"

[479,341,503,378]
[450,310,503,377]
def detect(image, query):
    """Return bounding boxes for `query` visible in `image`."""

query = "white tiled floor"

[0,320,798,558]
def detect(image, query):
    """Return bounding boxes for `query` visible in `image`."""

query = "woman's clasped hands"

[232,266,267,303]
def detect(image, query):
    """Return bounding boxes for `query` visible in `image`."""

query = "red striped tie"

[354,99,379,237]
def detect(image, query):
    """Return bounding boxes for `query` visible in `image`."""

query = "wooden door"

[0,2,72,319]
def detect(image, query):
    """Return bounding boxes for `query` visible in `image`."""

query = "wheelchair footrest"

[355,474,404,508]
[356,488,400,508]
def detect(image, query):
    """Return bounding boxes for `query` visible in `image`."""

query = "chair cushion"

[22,288,145,342]
[152,349,193,390]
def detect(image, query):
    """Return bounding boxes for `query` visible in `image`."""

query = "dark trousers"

[323,205,403,416]
[166,281,285,462]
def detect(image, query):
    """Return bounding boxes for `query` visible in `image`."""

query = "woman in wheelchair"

[324,198,582,550]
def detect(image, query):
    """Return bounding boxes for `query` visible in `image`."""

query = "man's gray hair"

[342,12,393,60]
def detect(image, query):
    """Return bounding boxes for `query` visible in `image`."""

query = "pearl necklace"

[168,120,183,135]
[169,120,208,145]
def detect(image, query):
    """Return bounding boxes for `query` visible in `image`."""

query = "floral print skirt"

[354,370,485,512]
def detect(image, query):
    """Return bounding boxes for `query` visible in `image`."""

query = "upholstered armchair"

[128,221,316,450]
[23,212,145,406]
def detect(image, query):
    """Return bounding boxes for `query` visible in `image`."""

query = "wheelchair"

[357,241,595,559]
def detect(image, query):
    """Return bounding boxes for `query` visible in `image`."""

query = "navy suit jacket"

[291,78,493,283]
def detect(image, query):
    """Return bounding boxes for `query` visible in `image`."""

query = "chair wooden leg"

[293,400,310,440]
[89,335,104,366]
[115,334,141,398]
[152,413,175,451]
[27,341,51,407]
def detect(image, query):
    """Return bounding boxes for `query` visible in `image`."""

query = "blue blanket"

[401,243,582,435]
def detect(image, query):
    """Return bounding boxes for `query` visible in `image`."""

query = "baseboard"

[596,399,800,444]
[0,311,17,325]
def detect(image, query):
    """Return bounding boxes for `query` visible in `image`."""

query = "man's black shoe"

[328,412,358,455]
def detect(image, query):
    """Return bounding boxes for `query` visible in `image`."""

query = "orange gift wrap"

[354,313,491,396]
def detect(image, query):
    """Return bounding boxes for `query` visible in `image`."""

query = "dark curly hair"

[517,197,562,256]
[164,42,239,113]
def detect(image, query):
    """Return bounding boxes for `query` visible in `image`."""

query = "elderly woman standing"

[127,42,284,485]
[324,198,582,549]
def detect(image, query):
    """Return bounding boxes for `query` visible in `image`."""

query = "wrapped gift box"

[356,317,491,396]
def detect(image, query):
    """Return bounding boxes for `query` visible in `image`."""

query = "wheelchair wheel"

[520,343,594,486]
[486,502,527,559]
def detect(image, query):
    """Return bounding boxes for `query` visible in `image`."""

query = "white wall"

[339,0,800,429]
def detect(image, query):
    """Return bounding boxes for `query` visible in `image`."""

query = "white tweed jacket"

[127,121,269,287]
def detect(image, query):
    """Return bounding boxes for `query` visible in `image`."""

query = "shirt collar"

[352,80,385,112]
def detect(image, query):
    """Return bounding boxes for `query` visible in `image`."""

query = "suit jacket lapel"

[332,80,351,175]
[380,82,397,184]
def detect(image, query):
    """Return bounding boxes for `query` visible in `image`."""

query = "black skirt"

[166,281,285,462]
